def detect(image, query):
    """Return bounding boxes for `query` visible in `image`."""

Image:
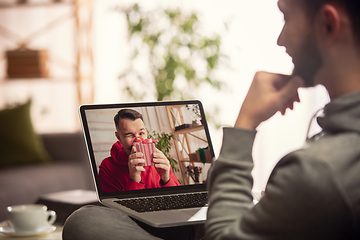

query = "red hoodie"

[99,141,180,192]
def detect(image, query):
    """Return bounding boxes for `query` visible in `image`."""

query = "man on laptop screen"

[99,109,180,192]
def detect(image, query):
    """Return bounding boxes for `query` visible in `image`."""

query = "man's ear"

[319,4,342,43]
[115,131,121,142]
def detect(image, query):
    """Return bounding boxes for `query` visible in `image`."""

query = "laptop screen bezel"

[79,100,214,200]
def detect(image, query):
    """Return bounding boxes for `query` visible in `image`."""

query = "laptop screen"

[79,100,214,199]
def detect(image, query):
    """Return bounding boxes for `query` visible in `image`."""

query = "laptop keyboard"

[115,192,208,213]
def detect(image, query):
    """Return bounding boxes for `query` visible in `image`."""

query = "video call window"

[85,104,212,192]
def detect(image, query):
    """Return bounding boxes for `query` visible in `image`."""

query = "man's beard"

[292,33,323,87]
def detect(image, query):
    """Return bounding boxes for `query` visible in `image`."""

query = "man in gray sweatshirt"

[207,0,360,239]
[63,0,360,239]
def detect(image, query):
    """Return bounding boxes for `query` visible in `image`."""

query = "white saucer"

[0,221,56,237]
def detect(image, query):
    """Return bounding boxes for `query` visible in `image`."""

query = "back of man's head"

[301,0,360,44]
[114,109,143,128]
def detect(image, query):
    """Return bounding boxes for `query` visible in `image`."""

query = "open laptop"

[79,100,215,227]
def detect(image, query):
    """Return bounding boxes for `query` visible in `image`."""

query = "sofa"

[0,132,95,222]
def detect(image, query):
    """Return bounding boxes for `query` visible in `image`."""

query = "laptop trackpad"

[139,207,207,226]
[183,207,208,221]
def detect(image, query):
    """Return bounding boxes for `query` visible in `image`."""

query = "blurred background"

[0,0,330,190]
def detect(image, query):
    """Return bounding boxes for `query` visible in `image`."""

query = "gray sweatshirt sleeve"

[206,127,352,240]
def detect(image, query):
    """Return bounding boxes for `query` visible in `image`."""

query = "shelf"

[166,105,208,185]
[174,125,204,134]
[0,0,94,105]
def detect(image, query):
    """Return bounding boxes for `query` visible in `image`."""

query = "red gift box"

[196,147,212,163]
[131,137,158,166]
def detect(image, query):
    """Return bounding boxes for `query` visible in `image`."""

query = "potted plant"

[185,104,202,125]
[115,3,226,102]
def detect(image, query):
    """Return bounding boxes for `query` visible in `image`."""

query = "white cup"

[6,204,56,233]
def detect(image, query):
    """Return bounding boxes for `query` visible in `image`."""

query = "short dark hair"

[114,109,143,128]
[301,0,360,44]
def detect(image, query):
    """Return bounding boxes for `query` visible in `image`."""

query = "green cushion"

[0,100,50,168]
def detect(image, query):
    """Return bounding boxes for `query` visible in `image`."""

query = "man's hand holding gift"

[153,149,171,184]
[128,147,145,183]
